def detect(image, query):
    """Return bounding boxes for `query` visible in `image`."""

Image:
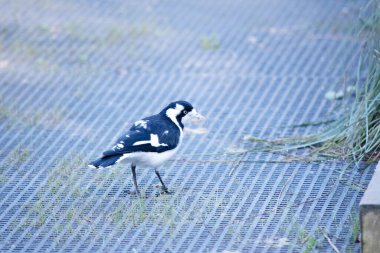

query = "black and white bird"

[88,101,205,196]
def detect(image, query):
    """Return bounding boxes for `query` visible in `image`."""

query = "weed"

[106,27,124,44]
[35,214,47,227]
[350,214,360,243]
[44,107,66,126]
[65,209,75,221]
[244,1,380,165]
[200,35,220,50]
[26,111,43,126]
[0,174,6,184]
[0,99,67,129]
[290,119,336,129]
[298,228,309,244]
[304,235,317,253]
[0,104,12,120]
[292,223,320,253]
[109,203,127,224]
[7,148,31,165]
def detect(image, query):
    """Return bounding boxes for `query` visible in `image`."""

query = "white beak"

[186,109,206,124]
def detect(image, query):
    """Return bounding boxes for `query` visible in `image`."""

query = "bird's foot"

[155,185,173,196]
[124,189,144,198]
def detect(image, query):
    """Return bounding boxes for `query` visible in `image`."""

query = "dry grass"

[245,0,380,165]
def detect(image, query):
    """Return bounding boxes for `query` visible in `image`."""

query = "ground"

[0,0,373,252]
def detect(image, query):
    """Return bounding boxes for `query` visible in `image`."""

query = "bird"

[88,100,205,196]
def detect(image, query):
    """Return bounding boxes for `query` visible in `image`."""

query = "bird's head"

[161,101,205,127]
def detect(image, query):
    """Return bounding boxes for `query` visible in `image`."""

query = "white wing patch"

[112,142,125,150]
[133,140,151,146]
[133,134,168,147]
[134,120,148,129]
[150,134,168,147]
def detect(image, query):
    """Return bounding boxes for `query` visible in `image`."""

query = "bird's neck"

[162,109,184,130]
[176,115,184,129]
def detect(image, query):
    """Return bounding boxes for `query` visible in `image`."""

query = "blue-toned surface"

[0,0,372,252]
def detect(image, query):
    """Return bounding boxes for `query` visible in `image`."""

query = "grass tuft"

[200,34,220,50]
[245,1,380,165]
[6,148,31,165]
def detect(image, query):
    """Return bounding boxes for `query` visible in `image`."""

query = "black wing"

[102,115,180,157]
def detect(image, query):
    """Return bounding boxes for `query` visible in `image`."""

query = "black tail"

[88,155,122,168]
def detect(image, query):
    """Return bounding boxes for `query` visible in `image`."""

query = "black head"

[160,100,194,118]
[160,101,196,129]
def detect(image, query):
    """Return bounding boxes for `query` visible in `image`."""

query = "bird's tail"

[88,155,121,168]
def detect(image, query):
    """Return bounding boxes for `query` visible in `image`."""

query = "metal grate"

[0,0,373,252]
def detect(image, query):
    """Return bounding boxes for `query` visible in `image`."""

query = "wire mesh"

[0,0,372,252]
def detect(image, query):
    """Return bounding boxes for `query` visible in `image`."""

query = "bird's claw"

[124,189,144,198]
[155,186,173,196]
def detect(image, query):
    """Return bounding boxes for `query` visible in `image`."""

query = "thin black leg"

[131,163,141,196]
[155,168,169,193]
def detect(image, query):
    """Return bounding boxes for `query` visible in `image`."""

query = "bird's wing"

[102,114,181,157]
[102,129,178,157]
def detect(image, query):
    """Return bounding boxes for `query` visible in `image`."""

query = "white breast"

[117,148,179,167]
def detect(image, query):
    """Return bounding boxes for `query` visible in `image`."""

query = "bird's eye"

[183,110,188,115]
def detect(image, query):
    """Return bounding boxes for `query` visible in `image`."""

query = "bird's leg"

[155,168,170,194]
[131,163,141,197]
